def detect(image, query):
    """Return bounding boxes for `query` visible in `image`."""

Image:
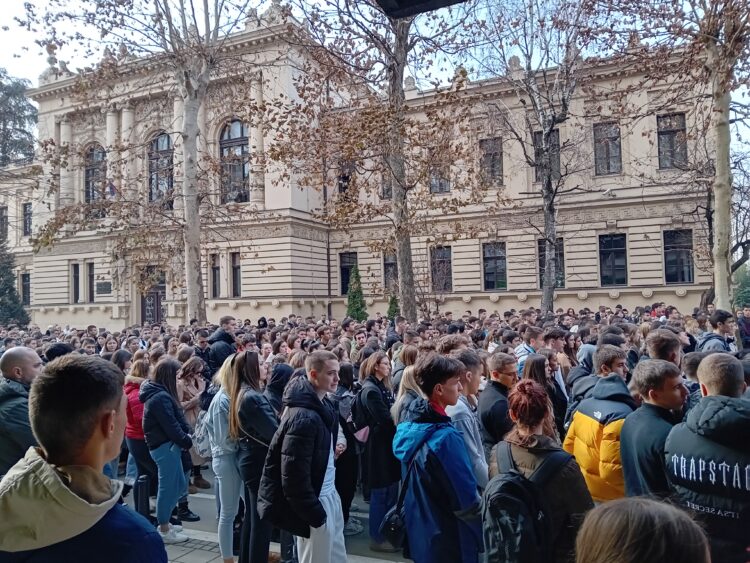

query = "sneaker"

[168,523,183,533]
[349,516,362,526]
[192,476,212,489]
[169,515,182,527]
[177,506,201,522]
[158,527,189,544]
[369,541,399,553]
[343,520,364,536]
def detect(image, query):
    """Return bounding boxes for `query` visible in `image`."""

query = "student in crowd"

[575,498,710,563]
[357,350,401,552]
[697,309,735,352]
[479,352,517,461]
[664,353,750,563]
[620,359,686,497]
[140,358,194,543]
[391,365,425,424]
[0,347,43,477]
[645,328,682,366]
[563,345,636,502]
[515,326,544,375]
[446,349,489,489]
[258,350,347,563]
[524,351,568,438]
[392,353,482,563]
[227,351,279,563]
[176,356,210,491]
[0,354,167,561]
[489,379,593,563]
[208,316,238,375]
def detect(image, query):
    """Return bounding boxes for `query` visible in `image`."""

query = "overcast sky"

[0,1,49,85]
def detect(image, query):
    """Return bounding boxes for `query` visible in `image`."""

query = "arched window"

[84,144,107,203]
[219,119,249,203]
[149,132,174,207]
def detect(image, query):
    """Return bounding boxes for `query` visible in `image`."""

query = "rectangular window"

[533,130,561,182]
[430,246,453,292]
[480,137,503,185]
[538,238,565,288]
[210,254,220,299]
[381,174,393,200]
[664,229,694,284]
[340,252,358,295]
[87,262,95,303]
[428,157,451,194]
[593,123,622,175]
[483,242,507,290]
[71,263,80,304]
[231,252,242,298]
[657,113,687,169]
[0,206,7,241]
[383,251,398,293]
[337,161,354,194]
[599,234,628,286]
[22,203,32,237]
[20,273,30,306]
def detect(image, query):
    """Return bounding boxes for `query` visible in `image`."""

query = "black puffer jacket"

[237,388,279,491]
[664,396,750,563]
[207,328,236,375]
[360,375,401,488]
[139,381,193,451]
[264,363,294,416]
[257,376,338,538]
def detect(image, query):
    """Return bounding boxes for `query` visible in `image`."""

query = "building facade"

[0,12,712,328]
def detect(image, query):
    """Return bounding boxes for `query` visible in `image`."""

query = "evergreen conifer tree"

[387,294,400,320]
[0,238,30,326]
[346,264,368,322]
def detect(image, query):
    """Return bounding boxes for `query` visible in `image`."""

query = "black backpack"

[481,442,572,563]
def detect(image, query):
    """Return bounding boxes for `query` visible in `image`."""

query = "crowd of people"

[0,301,748,563]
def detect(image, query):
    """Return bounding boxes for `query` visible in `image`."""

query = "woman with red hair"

[488,379,593,563]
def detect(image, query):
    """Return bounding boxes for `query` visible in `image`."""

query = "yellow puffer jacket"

[562,375,637,502]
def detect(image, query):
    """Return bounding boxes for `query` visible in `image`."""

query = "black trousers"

[126,437,158,501]
[335,446,359,522]
[239,482,273,563]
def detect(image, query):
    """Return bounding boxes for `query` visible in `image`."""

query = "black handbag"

[378,428,436,548]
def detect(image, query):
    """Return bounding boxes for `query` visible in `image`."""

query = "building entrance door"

[140,269,167,325]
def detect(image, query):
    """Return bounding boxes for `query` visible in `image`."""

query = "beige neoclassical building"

[0,11,711,327]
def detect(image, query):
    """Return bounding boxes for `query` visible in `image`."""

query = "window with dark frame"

[87,262,95,303]
[664,229,694,284]
[72,263,80,304]
[210,254,221,299]
[337,161,354,194]
[533,130,561,182]
[22,203,31,237]
[430,246,453,292]
[483,242,507,290]
[84,145,107,203]
[20,273,30,306]
[381,172,393,200]
[428,149,451,194]
[480,137,503,185]
[599,234,628,286]
[231,252,242,298]
[383,251,398,293]
[657,113,687,170]
[538,238,565,288]
[0,206,7,241]
[149,132,174,207]
[340,252,358,295]
[219,120,250,204]
[593,123,622,175]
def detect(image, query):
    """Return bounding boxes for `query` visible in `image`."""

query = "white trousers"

[296,489,347,563]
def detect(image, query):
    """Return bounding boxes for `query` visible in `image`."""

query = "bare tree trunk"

[708,48,733,311]
[540,154,557,313]
[181,94,207,324]
[388,19,417,323]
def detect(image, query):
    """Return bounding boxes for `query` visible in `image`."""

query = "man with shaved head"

[0,347,44,476]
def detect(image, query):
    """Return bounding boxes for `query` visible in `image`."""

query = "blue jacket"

[392,399,482,563]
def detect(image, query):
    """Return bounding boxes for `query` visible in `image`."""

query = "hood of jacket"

[576,344,596,371]
[123,375,145,395]
[591,374,638,408]
[392,398,451,463]
[0,376,29,403]
[267,363,294,397]
[282,375,335,429]
[208,327,235,345]
[0,448,123,551]
[685,395,750,450]
[138,379,169,404]
[697,332,726,347]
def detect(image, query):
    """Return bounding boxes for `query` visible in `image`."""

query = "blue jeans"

[126,453,138,484]
[369,483,398,543]
[150,442,187,525]
[213,454,243,559]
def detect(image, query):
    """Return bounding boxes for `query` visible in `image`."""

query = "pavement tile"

[173,548,220,563]
[165,544,193,559]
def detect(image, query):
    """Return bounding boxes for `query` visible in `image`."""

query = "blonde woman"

[390,366,425,424]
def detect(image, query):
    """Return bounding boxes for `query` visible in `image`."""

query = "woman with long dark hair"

[228,351,279,563]
[140,358,193,544]
[522,352,568,439]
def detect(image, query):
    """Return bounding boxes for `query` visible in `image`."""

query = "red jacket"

[124,376,146,440]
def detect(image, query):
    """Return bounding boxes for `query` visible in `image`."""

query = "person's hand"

[335,443,346,459]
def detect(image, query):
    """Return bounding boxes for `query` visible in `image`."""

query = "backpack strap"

[495,441,516,475]
[528,450,573,487]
